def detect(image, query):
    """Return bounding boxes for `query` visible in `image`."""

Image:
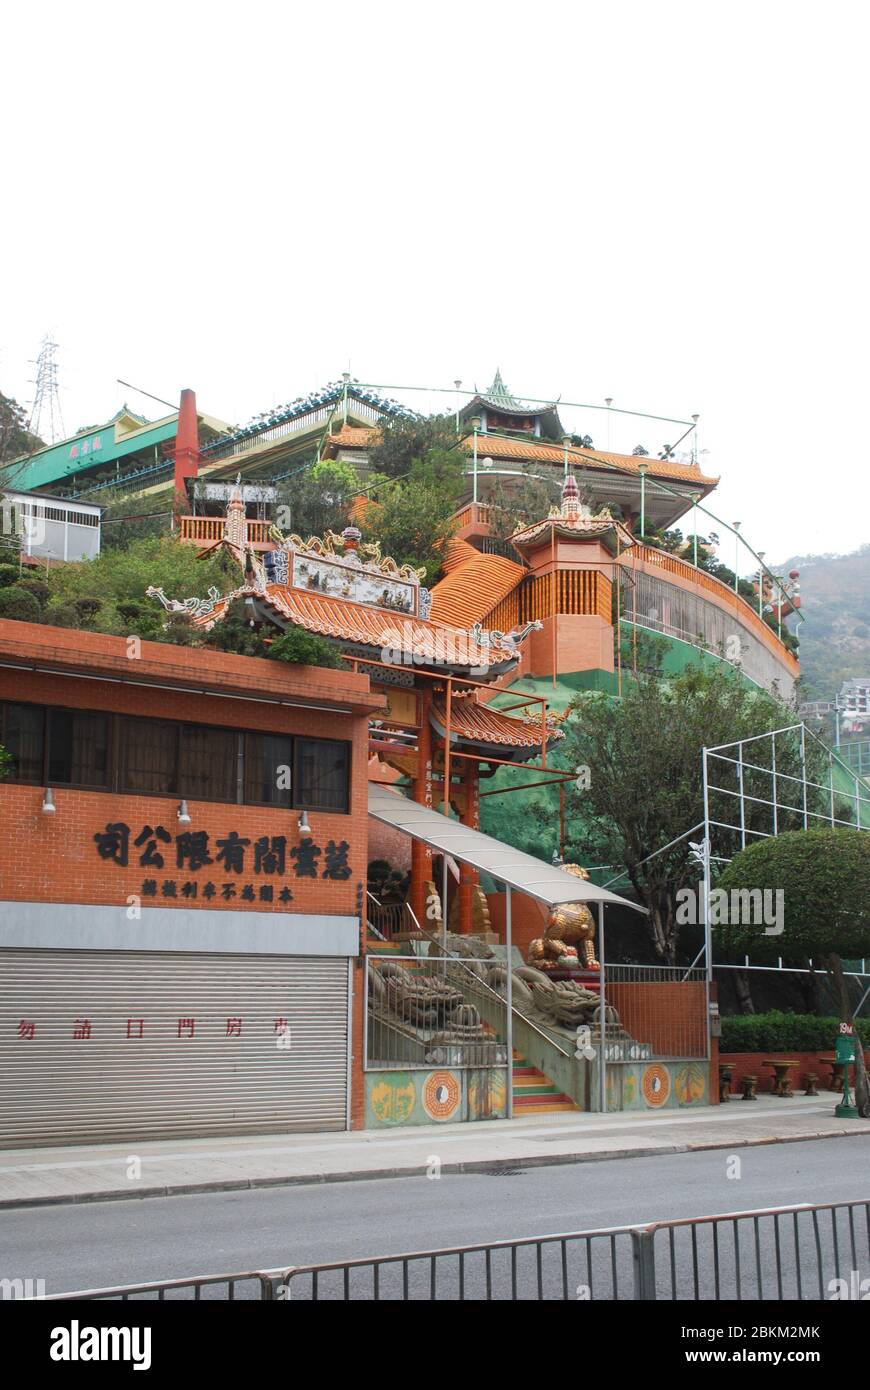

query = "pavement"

[2,1095,869,1210]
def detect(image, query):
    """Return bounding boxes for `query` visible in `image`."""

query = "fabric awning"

[368,784,646,913]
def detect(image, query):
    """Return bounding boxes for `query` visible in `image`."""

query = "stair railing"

[399,900,573,1060]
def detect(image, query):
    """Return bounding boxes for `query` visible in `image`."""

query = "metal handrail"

[393,902,575,1060]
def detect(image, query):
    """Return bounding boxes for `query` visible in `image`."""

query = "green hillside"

[779,544,870,700]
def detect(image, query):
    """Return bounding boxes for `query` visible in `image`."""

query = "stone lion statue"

[528,864,599,971]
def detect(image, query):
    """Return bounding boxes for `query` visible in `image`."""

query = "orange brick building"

[0,619,384,1145]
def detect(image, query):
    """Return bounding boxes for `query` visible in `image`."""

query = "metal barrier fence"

[605,965,708,1060]
[44,1200,870,1301]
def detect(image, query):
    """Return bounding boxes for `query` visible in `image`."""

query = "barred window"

[119,718,178,794]
[179,725,236,803]
[295,737,349,813]
[48,709,109,787]
[1,703,45,783]
[244,733,293,807]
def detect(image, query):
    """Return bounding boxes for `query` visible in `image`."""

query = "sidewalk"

[2,1097,868,1209]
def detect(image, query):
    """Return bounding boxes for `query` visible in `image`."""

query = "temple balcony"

[177,515,275,550]
[447,501,799,697]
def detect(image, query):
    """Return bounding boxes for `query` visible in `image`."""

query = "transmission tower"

[28,336,65,444]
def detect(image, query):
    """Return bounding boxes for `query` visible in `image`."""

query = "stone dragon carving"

[146,585,224,621]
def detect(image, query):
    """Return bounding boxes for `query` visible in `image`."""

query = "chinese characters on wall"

[92,823,352,904]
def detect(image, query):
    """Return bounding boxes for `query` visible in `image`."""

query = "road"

[1,1135,868,1297]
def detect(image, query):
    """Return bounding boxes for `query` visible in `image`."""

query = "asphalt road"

[2,1136,869,1299]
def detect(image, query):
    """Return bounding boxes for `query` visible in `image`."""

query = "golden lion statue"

[528,864,600,971]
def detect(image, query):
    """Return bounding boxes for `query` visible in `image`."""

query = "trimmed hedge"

[0,587,40,622]
[721,1010,870,1054]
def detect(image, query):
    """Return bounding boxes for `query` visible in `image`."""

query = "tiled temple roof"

[429,552,526,628]
[431,694,562,751]
[191,583,522,675]
[460,434,718,487]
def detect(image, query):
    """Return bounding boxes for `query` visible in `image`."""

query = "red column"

[410,688,433,928]
[458,762,479,934]
[174,388,200,504]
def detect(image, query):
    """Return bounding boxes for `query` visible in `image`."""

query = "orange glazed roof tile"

[194,583,520,673]
[349,493,379,523]
[441,537,479,573]
[431,695,561,750]
[324,424,380,453]
[429,552,526,628]
[459,434,718,487]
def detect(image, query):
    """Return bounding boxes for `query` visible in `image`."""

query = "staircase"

[512,1050,579,1114]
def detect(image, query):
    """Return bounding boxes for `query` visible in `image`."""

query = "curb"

[2,1125,868,1211]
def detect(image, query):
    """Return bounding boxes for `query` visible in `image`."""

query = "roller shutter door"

[0,949,349,1147]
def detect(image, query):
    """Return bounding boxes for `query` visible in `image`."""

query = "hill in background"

[775,544,870,700]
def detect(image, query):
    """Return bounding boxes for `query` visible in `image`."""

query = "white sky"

[2,0,867,569]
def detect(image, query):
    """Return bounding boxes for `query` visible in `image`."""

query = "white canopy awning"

[368,784,646,913]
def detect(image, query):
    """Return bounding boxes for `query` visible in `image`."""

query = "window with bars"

[244,732,293,807]
[0,701,350,812]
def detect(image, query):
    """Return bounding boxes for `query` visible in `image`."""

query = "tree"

[278,457,358,539]
[365,446,463,584]
[485,476,556,539]
[368,412,460,480]
[0,390,43,469]
[716,830,870,1114]
[34,536,238,643]
[559,666,829,963]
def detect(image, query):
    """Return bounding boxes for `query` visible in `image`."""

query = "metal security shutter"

[0,949,349,1147]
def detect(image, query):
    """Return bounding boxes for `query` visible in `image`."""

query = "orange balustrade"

[178,517,274,549]
[631,544,798,673]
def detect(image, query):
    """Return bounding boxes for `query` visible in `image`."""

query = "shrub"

[721,1009,870,1054]
[16,579,50,606]
[45,600,83,628]
[268,628,342,669]
[0,564,20,588]
[0,587,40,622]
[71,596,102,624]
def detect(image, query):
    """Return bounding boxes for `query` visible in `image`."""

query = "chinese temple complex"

[0,370,807,1144]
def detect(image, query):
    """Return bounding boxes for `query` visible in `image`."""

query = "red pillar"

[410,688,433,927]
[458,762,479,934]
[174,388,199,504]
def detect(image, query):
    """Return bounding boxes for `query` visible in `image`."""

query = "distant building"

[0,397,228,498]
[1,488,101,564]
[840,677,870,725]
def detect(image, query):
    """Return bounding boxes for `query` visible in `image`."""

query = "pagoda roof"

[430,693,562,758]
[460,370,565,440]
[509,512,637,556]
[180,581,526,680]
[200,382,411,460]
[459,434,718,489]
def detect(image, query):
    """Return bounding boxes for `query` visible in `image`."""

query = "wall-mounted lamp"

[177,800,192,824]
[41,788,56,815]
[298,810,311,835]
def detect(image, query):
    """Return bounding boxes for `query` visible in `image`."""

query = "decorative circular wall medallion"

[370,1074,416,1125]
[422,1070,461,1120]
[675,1062,706,1106]
[641,1063,671,1108]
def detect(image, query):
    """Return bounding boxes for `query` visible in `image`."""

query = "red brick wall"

[719,1051,865,1095]
[0,666,370,920]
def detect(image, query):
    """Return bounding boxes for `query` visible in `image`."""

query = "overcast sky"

[2,1,867,569]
